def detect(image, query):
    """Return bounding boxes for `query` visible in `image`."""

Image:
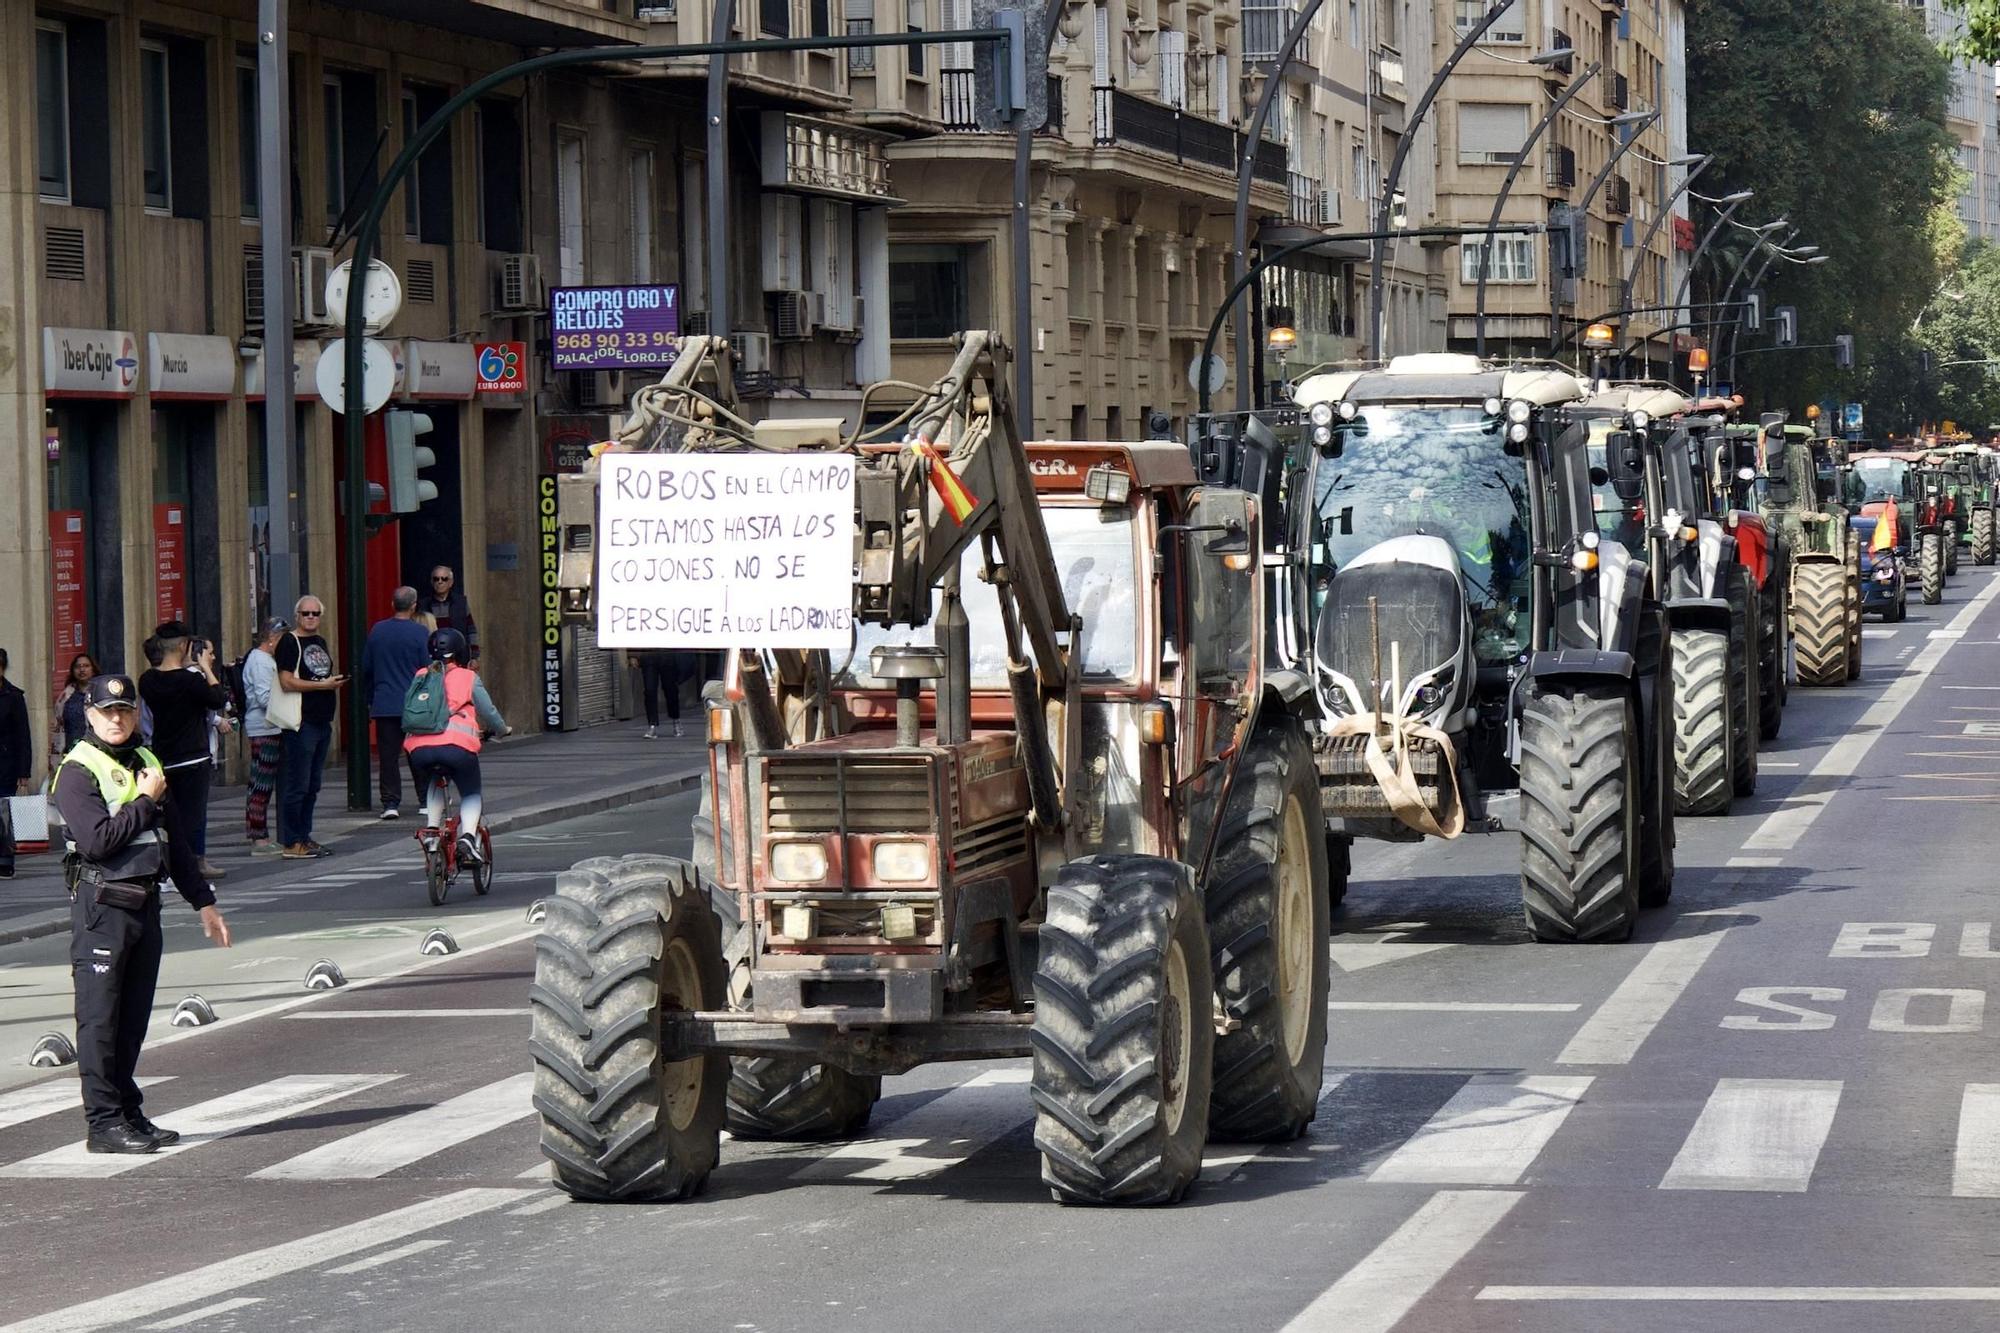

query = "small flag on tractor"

[912,440,979,524]
[1873,498,1899,554]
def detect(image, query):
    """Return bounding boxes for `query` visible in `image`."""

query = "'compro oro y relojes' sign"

[549,284,681,371]
[594,453,855,650]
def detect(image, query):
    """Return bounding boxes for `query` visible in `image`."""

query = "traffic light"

[1744,292,1763,333]
[1920,349,1935,377]
[1834,333,1855,370]
[385,409,438,513]
[1773,305,1798,348]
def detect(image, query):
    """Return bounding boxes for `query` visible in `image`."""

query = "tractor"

[1844,451,1927,608]
[537,332,1332,1208]
[1758,420,1862,688]
[1273,354,1676,943]
[1955,444,2000,565]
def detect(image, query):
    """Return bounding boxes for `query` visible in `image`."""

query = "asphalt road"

[4,568,2000,1332]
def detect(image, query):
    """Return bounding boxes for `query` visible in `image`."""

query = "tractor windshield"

[1847,457,1912,505]
[1315,404,1531,666]
[1585,420,1646,551]
[843,504,1139,687]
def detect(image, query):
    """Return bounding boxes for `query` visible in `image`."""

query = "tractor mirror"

[1605,430,1645,504]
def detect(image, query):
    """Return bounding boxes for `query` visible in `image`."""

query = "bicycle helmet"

[428,627,469,664]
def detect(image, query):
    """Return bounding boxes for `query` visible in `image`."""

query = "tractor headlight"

[1483,397,1505,417]
[1630,409,1652,431]
[1313,425,1334,446]
[1308,402,1335,427]
[1508,422,1531,444]
[769,841,830,883]
[870,840,932,884]
[1337,400,1360,420]
[1875,564,1896,582]
[1507,399,1534,425]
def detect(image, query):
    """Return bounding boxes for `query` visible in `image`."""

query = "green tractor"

[1959,444,2000,566]
[1759,419,1862,688]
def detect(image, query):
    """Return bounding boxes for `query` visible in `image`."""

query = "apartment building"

[1429,0,1689,365]
[1911,0,2000,241]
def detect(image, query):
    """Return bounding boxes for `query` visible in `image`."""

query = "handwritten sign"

[595,453,855,649]
[549,285,680,371]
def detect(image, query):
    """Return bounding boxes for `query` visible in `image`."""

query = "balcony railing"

[1092,85,1287,185]
[1288,172,1323,226]
[1242,4,1308,65]
[1546,144,1577,190]
[940,68,979,130]
[1610,71,1629,110]
[1547,30,1574,75]
[1609,174,1632,214]
[1371,45,1405,99]
[1044,73,1064,136]
[846,18,874,71]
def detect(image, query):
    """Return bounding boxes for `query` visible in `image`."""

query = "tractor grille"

[1317,561,1463,702]
[1314,731,1450,818]
[764,756,934,834]
[954,812,1028,879]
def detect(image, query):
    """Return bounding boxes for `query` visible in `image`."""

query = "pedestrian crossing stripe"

[3,1069,2000,1195]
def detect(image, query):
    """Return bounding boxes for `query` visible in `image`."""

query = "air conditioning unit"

[293,246,335,327]
[684,311,710,336]
[732,331,772,373]
[244,245,265,327]
[579,369,624,410]
[772,289,818,341]
[495,252,544,312]
[1317,188,1339,226]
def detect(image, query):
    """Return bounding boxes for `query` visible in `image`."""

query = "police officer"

[52,674,231,1154]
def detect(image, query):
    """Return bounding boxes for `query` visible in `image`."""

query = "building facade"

[1915,0,2000,242]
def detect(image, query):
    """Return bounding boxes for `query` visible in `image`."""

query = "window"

[402,91,421,239]
[37,22,70,202]
[762,0,789,36]
[140,41,171,212]
[237,61,259,219]
[629,148,655,283]
[1460,237,1536,284]
[557,130,586,285]
[910,17,925,75]
[1457,103,1528,165]
[890,242,972,338]
[323,77,344,227]
[479,98,523,252]
[1454,0,1524,41]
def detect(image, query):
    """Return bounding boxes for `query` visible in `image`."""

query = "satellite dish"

[325,259,403,333]
[316,337,399,415]
[1188,353,1228,396]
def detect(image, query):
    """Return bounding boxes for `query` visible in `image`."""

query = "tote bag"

[267,634,304,732]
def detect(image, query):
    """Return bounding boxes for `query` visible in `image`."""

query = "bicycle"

[415,774,493,906]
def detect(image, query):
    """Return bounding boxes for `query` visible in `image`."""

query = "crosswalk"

[4,1065,2000,1198]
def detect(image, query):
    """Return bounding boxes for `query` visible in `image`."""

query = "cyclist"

[404,628,509,866]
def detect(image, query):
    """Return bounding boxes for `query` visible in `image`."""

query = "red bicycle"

[416,775,493,906]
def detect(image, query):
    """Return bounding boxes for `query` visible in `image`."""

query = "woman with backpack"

[402,628,508,866]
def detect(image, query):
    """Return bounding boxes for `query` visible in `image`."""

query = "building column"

[855,207,891,384]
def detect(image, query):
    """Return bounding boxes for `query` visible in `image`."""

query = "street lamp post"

[1725,248,1829,383]
[1705,218,1790,374]
[1474,60,1600,357]
[1365,0,1524,358]
[1619,151,1708,375]
[1546,107,1659,355]
[1620,188,1751,374]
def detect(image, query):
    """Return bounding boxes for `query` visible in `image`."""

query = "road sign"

[316,337,398,415]
[324,259,403,333]
[1188,353,1228,395]
[1843,402,1865,433]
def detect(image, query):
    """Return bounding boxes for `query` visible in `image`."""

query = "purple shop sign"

[549,284,682,371]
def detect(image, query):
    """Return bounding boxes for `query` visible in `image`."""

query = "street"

[0,572,1992,1331]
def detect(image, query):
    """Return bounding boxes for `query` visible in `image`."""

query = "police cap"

[86,675,140,711]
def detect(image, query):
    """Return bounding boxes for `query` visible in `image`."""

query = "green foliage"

[1689,0,1958,416]
[1943,1,2000,63]
[1909,240,2000,433]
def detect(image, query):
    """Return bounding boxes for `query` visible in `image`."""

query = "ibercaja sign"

[549,285,681,371]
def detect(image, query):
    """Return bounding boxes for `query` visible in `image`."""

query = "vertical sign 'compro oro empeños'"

[594,454,856,650]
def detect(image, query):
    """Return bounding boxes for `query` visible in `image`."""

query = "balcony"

[326,0,637,46]
[1092,85,1287,185]
[1546,144,1577,191]
[1288,172,1324,226]
[1609,71,1629,111]
[1372,45,1406,99]
[940,68,979,130]
[847,17,874,71]
[1609,174,1632,215]
[1546,30,1575,76]
[1243,4,1309,65]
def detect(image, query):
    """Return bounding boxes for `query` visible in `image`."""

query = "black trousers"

[374,716,412,809]
[70,891,163,1132]
[639,652,688,727]
[164,762,212,858]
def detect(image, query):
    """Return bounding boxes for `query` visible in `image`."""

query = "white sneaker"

[672,721,683,738]
[380,807,401,821]
[643,727,658,740]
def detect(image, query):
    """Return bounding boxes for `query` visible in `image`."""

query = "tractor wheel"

[1845,576,1863,682]
[1638,618,1675,911]
[1325,831,1352,912]
[1032,855,1213,1205]
[1669,626,1732,817]
[1792,562,1850,687]
[1518,683,1641,943]
[1726,569,1760,799]
[1758,568,1785,740]
[1206,721,1330,1142]
[1976,509,1997,566]
[696,781,880,1141]
[531,855,727,1202]
[1923,533,1945,605]
[1947,523,1961,575]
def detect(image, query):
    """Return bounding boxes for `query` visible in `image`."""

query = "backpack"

[400,661,452,737]
[221,655,250,721]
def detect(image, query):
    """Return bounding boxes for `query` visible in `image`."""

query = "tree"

[1944,1,2000,62]
[1688,0,1958,412]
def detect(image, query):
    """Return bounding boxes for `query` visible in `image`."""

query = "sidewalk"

[0,718,708,946]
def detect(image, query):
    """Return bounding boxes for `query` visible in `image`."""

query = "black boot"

[126,1116,181,1146]
[86,1123,161,1155]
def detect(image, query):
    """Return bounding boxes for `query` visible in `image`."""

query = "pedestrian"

[137,637,164,745]
[630,649,691,739]
[420,566,480,665]
[138,623,231,882]
[0,648,32,879]
[241,619,286,853]
[51,652,97,764]
[274,595,348,859]
[52,673,230,1154]
[359,586,430,820]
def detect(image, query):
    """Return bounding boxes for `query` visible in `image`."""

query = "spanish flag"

[1873,498,1899,554]
[911,439,979,524]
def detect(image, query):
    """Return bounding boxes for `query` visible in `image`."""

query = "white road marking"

[794,1068,1030,1181]
[1557,932,1730,1066]
[1326,1002,1579,1013]
[0,1187,529,1333]
[1954,1085,2000,1197]
[0,1075,396,1179]
[1660,1078,1842,1192]
[1726,856,1783,867]
[1280,1190,1523,1333]
[1369,1075,1591,1186]
[0,1078,169,1132]
[282,1009,522,1019]
[1479,1287,2000,1303]
[255,1074,534,1180]
[1863,629,1897,639]
[505,1193,568,1217]
[321,1238,452,1275]
[1200,1072,1350,1183]
[1931,629,1967,639]
[1327,942,1457,972]
[1944,685,2000,690]
[140,1298,264,1329]
[1759,762,1803,768]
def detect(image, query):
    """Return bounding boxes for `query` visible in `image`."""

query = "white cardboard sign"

[595,452,856,649]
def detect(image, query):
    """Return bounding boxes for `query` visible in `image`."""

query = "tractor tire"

[1669,627,1732,817]
[1518,682,1642,943]
[1845,577,1863,682]
[1976,509,1997,566]
[1793,562,1850,688]
[1923,532,1945,605]
[1032,855,1213,1206]
[531,855,727,1202]
[1206,722,1330,1142]
[1325,832,1352,912]
[1638,619,1675,911]
[1726,571,1759,800]
[1947,524,1961,575]
[695,780,881,1142]
[1758,564,1785,740]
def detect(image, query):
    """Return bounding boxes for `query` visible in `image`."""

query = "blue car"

[1852,516,1908,621]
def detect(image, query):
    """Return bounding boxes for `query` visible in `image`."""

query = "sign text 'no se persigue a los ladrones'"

[594,453,856,650]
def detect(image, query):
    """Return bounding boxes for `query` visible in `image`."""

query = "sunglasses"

[298,609,323,617]
[432,577,452,583]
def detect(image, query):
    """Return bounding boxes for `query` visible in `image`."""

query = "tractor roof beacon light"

[1266,324,1299,355]
[1583,322,1617,351]
[1689,346,1712,373]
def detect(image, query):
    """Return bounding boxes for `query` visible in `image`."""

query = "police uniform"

[52,674,211,1152]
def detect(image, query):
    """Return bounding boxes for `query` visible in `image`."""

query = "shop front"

[148,334,235,640]
[246,342,320,622]
[43,327,138,679]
